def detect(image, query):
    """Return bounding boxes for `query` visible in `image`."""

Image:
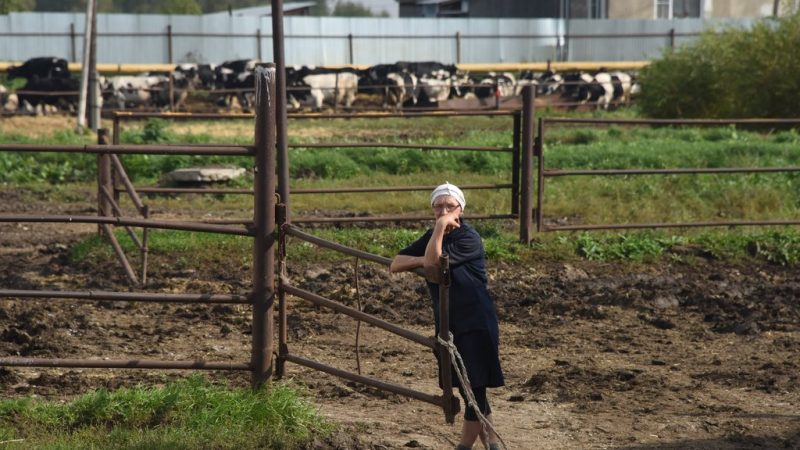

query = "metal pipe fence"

[534,117,800,233]
[277,222,458,423]
[108,105,534,239]
[0,66,279,389]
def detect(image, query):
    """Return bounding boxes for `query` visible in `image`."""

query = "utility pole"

[88,0,100,131]
[77,0,95,130]
[273,0,290,221]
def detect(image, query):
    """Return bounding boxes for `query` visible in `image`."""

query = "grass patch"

[6,111,800,269]
[69,229,252,271]
[0,375,331,449]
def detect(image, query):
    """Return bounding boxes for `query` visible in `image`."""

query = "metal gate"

[534,117,800,232]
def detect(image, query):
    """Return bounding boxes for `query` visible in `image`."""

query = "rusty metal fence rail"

[0,66,279,388]
[535,117,800,233]
[108,94,537,241]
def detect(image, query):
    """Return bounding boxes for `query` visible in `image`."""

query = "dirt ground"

[1,184,799,450]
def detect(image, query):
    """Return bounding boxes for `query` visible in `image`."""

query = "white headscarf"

[430,182,466,212]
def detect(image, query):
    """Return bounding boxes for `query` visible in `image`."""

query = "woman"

[390,182,504,450]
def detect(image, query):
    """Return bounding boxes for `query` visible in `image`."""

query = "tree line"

[0,0,385,16]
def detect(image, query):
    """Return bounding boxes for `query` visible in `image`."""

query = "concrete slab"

[165,166,247,183]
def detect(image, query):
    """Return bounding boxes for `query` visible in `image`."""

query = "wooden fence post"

[251,65,277,388]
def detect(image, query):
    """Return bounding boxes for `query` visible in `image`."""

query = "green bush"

[639,13,800,118]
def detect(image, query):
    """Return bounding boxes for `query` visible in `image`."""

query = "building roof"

[411,0,457,4]
[223,2,316,17]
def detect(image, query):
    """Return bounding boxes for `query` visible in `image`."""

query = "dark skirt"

[437,329,504,389]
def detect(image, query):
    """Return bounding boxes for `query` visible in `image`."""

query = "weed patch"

[0,375,330,449]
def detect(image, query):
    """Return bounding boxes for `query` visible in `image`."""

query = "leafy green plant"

[746,231,800,265]
[639,13,800,118]
[773,129,800,143]
[576,232,687,262]
[141,118,174,143]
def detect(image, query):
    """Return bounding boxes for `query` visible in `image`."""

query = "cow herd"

[0,56,641,115]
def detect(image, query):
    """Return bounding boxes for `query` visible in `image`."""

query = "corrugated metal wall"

[0,12,755,65]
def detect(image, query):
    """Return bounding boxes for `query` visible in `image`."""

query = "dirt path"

[0,188,799,449]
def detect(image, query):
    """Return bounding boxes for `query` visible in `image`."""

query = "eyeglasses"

[432,203,461,212]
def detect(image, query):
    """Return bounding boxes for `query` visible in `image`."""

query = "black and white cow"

[102,74,169,110]
[474,72,516,99]
[384,61,461,106]
[534,70,564,96]
[0,83,17,111]
[7,57,70,81]
[396,61,460,80]
[286,66,358,111]
[536,69,637,109]
[609,71,634,106]
[384,71,418,109]
[416,69,455,105]
[574,70,635,110]
[7,57,79,114]
[358,63,418,110]
[514,70,540,96]
[175,63,217,90]
[213,59,259,110]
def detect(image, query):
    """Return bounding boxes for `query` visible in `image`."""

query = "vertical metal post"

[276,203,288,379]
[668,28,675,50]
[348,33,354,64]
[520,86,535,242]
[77,0,94,130]
[88,0,99,131]
[333,71,340,113]
[112,115,121,205]
[563,0,572,62]
[455,31,461,64]
[141,205,150,286]
[97,129,112,236]
[437,254,457,424]
[494,73,500,110]
[272,0,291,224]
[256,29,262,61]
[251,65,277,388]
[536,117,545,232]
[511,112,521,215]
[168,74,175,112]
[70,23,77,62]
[112,115,120,145]
[167,25,173,64]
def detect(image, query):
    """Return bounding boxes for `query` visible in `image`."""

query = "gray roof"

[408,0,457,4]
[224,2,316,16]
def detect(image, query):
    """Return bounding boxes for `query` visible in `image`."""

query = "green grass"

[285,227,800,266]
[70,229,253,272]
[4,111,800,266]
[71,225,800,268]
[0,375,331,449]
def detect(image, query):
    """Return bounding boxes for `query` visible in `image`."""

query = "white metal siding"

[0,12,758,65]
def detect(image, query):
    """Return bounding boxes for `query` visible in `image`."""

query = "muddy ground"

[0,186,799,450]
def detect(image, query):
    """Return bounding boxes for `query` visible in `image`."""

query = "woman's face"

[432,195,462,220]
